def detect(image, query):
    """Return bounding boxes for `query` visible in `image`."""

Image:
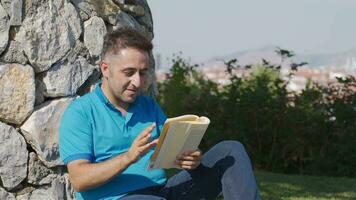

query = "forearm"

[68,124,157,192]
[68,152,133,192]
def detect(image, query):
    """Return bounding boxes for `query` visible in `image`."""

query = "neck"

[101,81,129,115]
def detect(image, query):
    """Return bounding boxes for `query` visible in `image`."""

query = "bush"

[157,51,356,177]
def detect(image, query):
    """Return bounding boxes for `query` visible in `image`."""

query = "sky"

[149,0,356,66]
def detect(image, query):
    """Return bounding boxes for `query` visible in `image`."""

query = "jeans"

[120,141,261,200]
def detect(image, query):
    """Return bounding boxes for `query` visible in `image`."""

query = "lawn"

[167,169,356,199]
[256,171,356,200]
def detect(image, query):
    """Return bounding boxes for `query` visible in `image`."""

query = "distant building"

[346,56,356,72]
[156,59,356,92]
[155,53,162,70]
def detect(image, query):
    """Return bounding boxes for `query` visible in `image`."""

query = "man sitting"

[59,27,261,200]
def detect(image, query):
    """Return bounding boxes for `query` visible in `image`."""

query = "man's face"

[101,47,149,108]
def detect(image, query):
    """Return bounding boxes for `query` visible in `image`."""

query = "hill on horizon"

[206,45,356,69]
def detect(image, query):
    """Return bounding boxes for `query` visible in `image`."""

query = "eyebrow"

[121,67,149,72]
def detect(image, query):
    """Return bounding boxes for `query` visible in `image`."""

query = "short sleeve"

[59,101,94,165]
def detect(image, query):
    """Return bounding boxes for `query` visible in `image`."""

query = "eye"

[139,68,149,76]
[123,70,136,77]
[139,70,148,76]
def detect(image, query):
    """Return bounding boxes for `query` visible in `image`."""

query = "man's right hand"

[126,123,158,163]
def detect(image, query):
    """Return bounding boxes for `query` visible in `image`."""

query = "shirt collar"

[95,82,110,105]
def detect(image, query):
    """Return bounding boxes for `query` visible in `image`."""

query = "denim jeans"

[120,141,261,200]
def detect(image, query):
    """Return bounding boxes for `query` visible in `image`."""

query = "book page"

[179,123,209,154]
[166,115,199,123]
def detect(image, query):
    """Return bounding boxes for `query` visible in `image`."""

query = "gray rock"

[71,0,121,25]
[0,40,28,64]
[42,56,95,97]
[65,40,90,64]
[112,0,125,5]
[17,0,82,72]
[21,97,75,167]
[112,0,145,17]
[70,0,97,21]
[84,16,107,58]
[16,175,74,200]
[27,152,57,185]
[9,0,22,25]
[2,0,23,26]
[0,63,35,125]
[0,0,11,14]
[34,77,45,106]
[122,4,144,16]
[16,188,48,200]
[113,10,140,29]
[0,122,28,190]
[77,9,90,21]
[133,0,153,32]
[23,0,46,17]
[0,3,10,55]
[51,174,75,200]
[76,68,101,96]
[0,187,15,200]
[111,10,152,41]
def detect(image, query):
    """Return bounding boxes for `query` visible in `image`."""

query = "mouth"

[125,89,138,95]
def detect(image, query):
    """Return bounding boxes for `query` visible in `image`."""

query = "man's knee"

[214,140,246,155]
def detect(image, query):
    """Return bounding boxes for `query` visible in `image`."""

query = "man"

[59,27,261,200]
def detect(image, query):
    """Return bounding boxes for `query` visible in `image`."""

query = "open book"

[149,115,210,169]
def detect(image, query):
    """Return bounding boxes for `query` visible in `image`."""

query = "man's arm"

[67,123,158,192]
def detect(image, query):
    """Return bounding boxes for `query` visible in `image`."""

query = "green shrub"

[157,51,356,177]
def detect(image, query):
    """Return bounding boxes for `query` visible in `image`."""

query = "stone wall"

[0,0,156,199]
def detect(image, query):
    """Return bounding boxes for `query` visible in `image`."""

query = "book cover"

[149,115,210,169]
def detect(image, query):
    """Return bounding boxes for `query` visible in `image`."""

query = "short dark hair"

[101,27,153,59]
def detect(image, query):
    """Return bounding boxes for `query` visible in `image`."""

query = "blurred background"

[149,2,356,199]
[150,0,356,71]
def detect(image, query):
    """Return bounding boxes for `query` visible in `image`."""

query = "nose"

[131,72,141,88]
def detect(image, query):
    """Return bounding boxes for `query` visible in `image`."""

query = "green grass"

[167,170,356,200]
[256,171,356,200]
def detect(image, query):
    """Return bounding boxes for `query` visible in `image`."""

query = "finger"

[182,150,202,157]
[136,123,156,140]
[180,164,197,170]
[136,128,151,141]
[177,155,197,161]
[176,151,193,159]
[181,149,195,155]
[177,153,202,161]
[189,150,202,157]
[176,160,198,167]
[148,139,159,146]
[143,123,156,135]
[144,139,158,150]
[182,149,202,157]
[140,139,159,153]
[139,146,153,156]
[138,133,151,146]
[134,132,149,143]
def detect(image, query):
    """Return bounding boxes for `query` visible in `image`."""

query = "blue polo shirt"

[59,83,167,200]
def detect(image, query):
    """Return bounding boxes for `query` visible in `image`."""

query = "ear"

[100,60,110,78]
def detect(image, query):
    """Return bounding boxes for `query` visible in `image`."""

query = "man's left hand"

[175,150,202,170]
